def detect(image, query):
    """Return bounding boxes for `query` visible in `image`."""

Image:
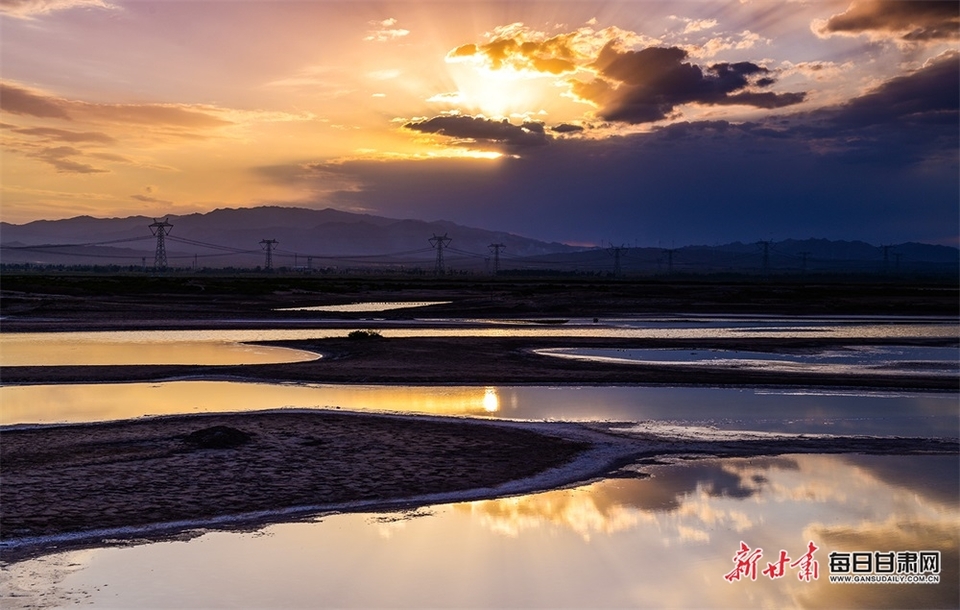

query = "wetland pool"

[4,453,957,609]
[2,382,957,439]
[2,315,957,366]
[1,314,957,608]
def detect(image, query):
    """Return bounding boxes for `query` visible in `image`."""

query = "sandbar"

[3,409,957,563]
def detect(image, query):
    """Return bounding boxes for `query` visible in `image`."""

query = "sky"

[1,0,957,247]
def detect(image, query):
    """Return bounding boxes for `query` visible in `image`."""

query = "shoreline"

[0,410,599,562]
[3,335,958,391]
[2,409,957,564]
[2,279,957,563]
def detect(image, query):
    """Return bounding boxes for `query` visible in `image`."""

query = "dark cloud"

[552,123,584,133]
[305,112,957,246]
[578,44,806,124]
[12,126,116,144]
[30,146,108,173]
[789,52,960,165]
[87,103,231,128]
[818,0,959,41]
[131,194,173,205]
[831,52,959,129]
[0,82,71,119]
[0,81,231,130]
[404,115,550,150]
[274,54,957,248]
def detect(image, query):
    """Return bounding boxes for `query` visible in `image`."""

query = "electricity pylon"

[429,233,452,275]
[608,244,628,277]
[148,217,173,271]
[260,239,278,271]
[489,243,505,274]
[757,240,773,274]
[662,248,676,274]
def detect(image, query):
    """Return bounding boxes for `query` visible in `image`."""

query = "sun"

[443,63,555,119]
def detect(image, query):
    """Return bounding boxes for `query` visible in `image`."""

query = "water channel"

[1,314,957,608]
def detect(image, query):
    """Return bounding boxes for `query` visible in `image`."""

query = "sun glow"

[440,68,547,119]
[482,387,500,412]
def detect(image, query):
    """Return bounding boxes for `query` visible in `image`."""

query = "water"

[275,301,452,312]
[537,346,960,378]
[0,333,320,366]
[2,382,957,439]
[2,315,956,366]
[5,454,956,608]
[1,316,957,608]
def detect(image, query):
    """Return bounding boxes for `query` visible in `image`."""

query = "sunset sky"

[1,0,957,246]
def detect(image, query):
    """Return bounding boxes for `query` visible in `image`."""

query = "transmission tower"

[488,243,505,274]
[757,240,773,274]
[260,238,279,271]
[799,251,811,274]
[148,217,173,271]
[880,245,895,275]
[608,244,628,277]
[429,233,452,275]
[662,248,676,274]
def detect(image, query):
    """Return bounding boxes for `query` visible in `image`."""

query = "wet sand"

[1,411,589,558]
[2,275,957,562]
[3,409,957,563]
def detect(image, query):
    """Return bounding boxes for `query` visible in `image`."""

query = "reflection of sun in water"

[482,387,500,412]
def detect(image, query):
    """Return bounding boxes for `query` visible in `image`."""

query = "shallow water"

[2,315,957,608]
[3,382,957,439]
[5,454,956,609]
[537,345,960,378]
[276,300,452,312]
[0,333,320,366]
[2,315,956,366]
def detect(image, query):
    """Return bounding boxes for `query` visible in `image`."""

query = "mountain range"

[1,206,957,275]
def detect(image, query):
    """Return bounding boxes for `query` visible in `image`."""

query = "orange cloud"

[0,0,117,19]
[816,0,960,42]
[1,82,232,131]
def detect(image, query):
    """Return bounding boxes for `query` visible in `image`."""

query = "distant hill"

[519,239,958,275]
[0,206,579,270]
[1,207,957,275]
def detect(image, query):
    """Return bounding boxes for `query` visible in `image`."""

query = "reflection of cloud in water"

[7,454,958,609]
[459,488,654,540]
[840,454,960,508]
[0,549,94,606]
[797,518,959,609]
[458,457,798,542]
[461,455,958,552]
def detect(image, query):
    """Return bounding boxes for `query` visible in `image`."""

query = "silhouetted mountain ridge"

[1,207,956,273]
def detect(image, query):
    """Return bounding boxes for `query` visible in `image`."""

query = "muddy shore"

[3,410,957,564]
[4,335,957,391]
[2,274,957,562]
[3,274,957,390]
[0,411,589,546]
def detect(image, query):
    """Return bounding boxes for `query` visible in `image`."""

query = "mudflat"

[2,273,957,560]
[4,335,957,390]
[1,411,588,546]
